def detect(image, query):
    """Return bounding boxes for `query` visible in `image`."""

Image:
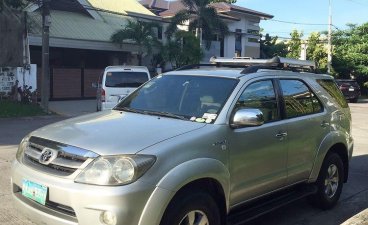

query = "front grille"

[23,136,98,176]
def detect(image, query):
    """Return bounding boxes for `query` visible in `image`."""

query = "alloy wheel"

[179,210,209,225]
[324,164,339,198]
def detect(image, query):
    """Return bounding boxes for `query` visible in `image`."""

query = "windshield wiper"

[114,107,189,120]
[147,111,189,121]
[114,106,147,115]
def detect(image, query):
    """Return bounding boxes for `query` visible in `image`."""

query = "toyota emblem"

[39,148,55,164]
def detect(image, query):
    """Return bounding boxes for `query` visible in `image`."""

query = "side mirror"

[230,108,264,128]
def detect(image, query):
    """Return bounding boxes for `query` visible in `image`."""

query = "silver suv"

[11,57,353,225]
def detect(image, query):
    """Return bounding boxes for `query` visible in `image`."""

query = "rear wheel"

[309,153,344,209]
[160,190,221,225]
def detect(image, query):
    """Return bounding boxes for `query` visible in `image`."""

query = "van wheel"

[160,190,220,225]
[309,153,344,209]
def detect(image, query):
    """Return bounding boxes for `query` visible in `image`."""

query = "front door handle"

[321,121,330,128]
[275,132,288,138]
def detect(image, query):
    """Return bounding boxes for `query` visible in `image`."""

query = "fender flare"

[308,131,349,182]
[138,158,230,225]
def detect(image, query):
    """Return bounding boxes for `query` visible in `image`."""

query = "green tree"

[0,0,39,11]
[111,20,160,66]
[0,0,25,10]
[163,31,203,68]
[260,33,288,58]
[332,23,368,80]
[166,0,229,49]
[306,32,327,72]
[287,30,303,59]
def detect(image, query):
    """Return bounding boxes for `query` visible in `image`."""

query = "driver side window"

[236,80,280,123]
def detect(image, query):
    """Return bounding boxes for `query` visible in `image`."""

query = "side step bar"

[227,185,317,225]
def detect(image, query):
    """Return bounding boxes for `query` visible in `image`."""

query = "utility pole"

[41,0,51,112]
[327,0,332,74]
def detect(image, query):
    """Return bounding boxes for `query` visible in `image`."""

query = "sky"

[236,0,368,39]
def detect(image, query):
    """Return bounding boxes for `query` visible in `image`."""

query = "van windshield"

[105,72,149,88]
[115,75,238,122]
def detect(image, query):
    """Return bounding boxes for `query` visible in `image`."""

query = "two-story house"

[140,0,273,62]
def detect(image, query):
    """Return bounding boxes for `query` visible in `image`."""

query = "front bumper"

[343,91,361,100]
[11,160,156,225]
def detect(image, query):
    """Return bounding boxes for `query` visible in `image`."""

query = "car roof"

[105,66,149,72]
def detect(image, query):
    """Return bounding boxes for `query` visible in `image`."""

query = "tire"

[160,190,221,225]
[309,152,344,210]
[350,98,358,103]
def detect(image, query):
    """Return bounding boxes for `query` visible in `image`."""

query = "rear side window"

[280,80,323,118]
[105,72,149,88]
[317,79,348,108]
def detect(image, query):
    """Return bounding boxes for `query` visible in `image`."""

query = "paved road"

[0,102,367,225]
[49,100,96,117]
[0,116,64,224]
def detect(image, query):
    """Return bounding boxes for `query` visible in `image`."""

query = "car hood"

[30,110,206,155]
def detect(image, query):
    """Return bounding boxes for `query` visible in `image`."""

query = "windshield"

[115,75,238,122]
[105,71,149,88]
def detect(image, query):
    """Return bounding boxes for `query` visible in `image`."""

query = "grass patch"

[0,100,47,118]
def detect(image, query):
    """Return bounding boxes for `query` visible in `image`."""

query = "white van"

[96,66,151,111]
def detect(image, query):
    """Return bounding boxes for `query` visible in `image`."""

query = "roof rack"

[175,63,245,71]
[210,56,317,74]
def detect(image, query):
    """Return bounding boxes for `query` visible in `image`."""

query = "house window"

[235,29,242,56]
[153,27,163,40]
[248,38,259,43]
[158,26,162,40]
[247,29,259,35]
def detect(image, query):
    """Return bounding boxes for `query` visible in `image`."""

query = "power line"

[344,0,368,6]
[269,19,329,26]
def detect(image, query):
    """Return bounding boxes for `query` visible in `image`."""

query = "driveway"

[0,102,367,225]
[49,99,96,117]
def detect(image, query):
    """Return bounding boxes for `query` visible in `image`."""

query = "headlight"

[75,155,156,186]
[16,136,30,162]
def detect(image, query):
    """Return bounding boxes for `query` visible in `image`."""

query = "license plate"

[349,88,355,91]
[22,179,48,205]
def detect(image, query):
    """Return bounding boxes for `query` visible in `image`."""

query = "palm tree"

[111,20,160,66]
[166,0,229,49]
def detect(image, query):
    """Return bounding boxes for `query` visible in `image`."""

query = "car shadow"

[242,154,368,225]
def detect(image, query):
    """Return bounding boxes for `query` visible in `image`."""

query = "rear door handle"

[275,132,288,138]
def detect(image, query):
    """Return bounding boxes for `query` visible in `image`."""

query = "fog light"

[100,211,117,225]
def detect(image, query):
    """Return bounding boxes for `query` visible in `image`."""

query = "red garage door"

[52,68,81,99]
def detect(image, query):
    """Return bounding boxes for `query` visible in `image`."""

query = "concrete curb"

[342,209,368,225]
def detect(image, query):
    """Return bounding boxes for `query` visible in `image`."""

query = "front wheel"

[160,190,221,225]
[309,153,344,209]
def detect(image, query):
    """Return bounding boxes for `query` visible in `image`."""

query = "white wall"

[0,65,37,95]
[223,14,261,58]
